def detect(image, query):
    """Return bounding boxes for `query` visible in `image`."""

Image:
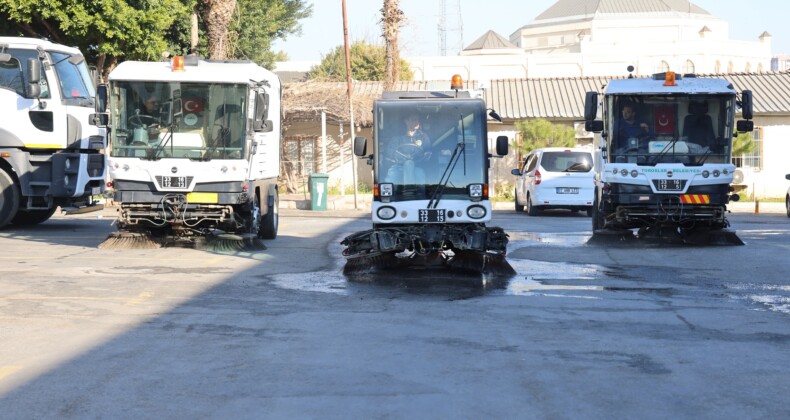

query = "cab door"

[247,87,281,181]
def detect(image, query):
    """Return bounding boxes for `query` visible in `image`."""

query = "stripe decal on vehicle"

[680,194,710,204]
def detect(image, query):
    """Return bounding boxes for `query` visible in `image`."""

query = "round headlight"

[467,205,486,219]
[702,170,710,178]
[723,169,729,175]
[630,170,638,178]
[377,206,396,220]
[713,170,721,177]
[612,168,619,175]
[620,169,628,176]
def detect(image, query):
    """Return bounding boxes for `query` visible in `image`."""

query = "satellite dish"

[733,169,744,184]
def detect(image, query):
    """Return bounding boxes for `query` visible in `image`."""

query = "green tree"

[308,40,413,82]
[226,0,311,68]
[0,0,194,80]
[515,118,577,153]
[732,132,756,157]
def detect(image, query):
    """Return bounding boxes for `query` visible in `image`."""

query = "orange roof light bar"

[664,71,676,86]
[172,56,185,72]
[451,74,463,90]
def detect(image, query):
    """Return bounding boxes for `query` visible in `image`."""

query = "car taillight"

[535,169,542,185]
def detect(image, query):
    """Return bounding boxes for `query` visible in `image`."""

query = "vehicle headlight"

[469,183,483,198]
[713,170,721,177]
[620,169,628,176]
[467,205,486,219]
[702,170,710,178]
[630,170,638,178]
[377,206,396,220]
[380,183,393,197]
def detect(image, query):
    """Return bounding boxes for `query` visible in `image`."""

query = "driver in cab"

[385,112,433,184]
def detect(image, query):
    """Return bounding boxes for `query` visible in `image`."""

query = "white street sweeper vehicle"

[342,75,513,274]
[584,69,754,244]
[96,56,281,249]
[0,37,106,229]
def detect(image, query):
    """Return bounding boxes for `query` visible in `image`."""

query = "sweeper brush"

[99,229,266,252]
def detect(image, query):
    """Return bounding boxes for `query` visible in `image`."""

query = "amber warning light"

[451,74,463,90]
[172,56,185,72]
[664,71,676,86]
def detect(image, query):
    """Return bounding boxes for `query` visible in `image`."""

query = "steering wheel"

[392,143,425,164]
[128,114,159,128]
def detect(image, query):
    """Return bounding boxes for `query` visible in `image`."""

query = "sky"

[272,0,790,62]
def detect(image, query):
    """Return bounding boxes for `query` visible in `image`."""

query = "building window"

[733,127,763,170]
[683,60,695,74]
[656,60,670,73]
[745,62,752,72]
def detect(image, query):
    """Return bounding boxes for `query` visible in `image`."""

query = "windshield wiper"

[649,138,680,165]
[427,112,469,209]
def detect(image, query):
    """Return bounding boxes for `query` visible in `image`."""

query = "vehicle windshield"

[109,81,248,160]
[608,94,734,165]
[374,99,487,201]
[50,52,95,101]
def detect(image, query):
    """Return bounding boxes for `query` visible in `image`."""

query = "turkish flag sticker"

[654,105,675,135]
[183,98,203,113]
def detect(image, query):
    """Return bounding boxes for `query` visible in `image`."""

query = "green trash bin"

[308,173,329,211]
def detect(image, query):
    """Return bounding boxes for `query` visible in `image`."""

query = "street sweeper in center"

[341,75,514,275]
[95,55,281,250]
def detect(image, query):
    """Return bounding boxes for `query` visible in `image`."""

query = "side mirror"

[741,90,753,120]
[26,58,41,99]
[95,84,108,113]
[511,168,521,176]
[488,109,502,122]
[353,136,367,157]
[90,113,109,127]
[736,120,754,133]
[584,91,598,121]
[585,120,604,132]
[253,91,270,131]
[495,135,508,156]
[785,174,790,181]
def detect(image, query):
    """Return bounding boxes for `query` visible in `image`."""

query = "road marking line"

[125,291,154,306]
[0,366,22,381]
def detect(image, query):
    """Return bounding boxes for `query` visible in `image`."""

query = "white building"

[408,0,772,81]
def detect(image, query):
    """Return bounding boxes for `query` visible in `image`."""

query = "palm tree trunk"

[381,0,403,91]
[201,0,237,59]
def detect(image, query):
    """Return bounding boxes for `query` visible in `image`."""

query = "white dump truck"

[584,69,754,244]
[96,56,281,249]
[0,37,106,229]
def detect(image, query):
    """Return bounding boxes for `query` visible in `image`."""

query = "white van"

[511,147,595,216]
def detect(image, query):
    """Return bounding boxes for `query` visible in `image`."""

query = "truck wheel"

[260,190,278,239]
[12,207,57,225]
[592,195,604,230]
[526,195,539,216]
[514,189,524,212]
[0,169,21,229]
[786,195,790,218]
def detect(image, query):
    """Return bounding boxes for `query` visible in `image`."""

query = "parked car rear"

[511,147,595,216]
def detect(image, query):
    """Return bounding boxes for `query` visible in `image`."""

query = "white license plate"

[557,188,579,194]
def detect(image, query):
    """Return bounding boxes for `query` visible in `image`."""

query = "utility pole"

[342,0,358,208]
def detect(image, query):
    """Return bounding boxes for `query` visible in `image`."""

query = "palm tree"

[201,0,237,59]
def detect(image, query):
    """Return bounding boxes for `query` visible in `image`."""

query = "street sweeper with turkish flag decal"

[95,55,281,250]
[584,67,754,245]
[341,75,515,275]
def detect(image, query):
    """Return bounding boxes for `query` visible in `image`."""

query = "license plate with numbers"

[419,209,445,223]
[160,176,188,189]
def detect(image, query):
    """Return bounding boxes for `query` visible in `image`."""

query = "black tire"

[592,194,604,231]
[786,195,790,218]
[260,190,278,239]
[0,169,21,229]
[514,188,524,212]
[526,195,540,216]
[12,207,57,225]
[586,207,593,217]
